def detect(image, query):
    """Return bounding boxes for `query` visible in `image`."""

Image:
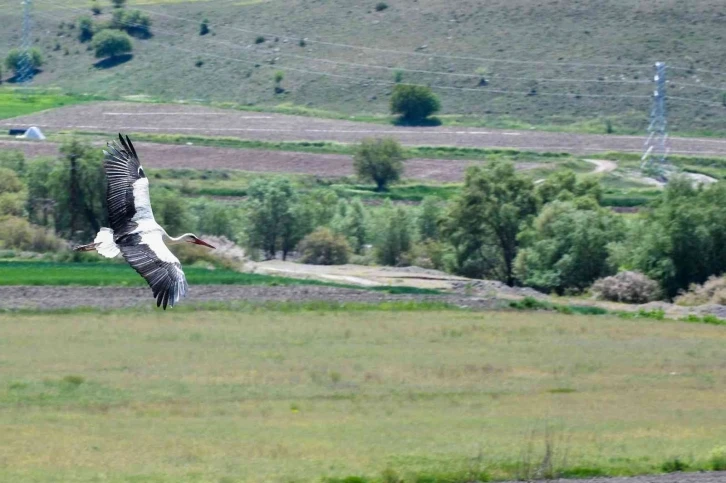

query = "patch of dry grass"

[1,310,726,481]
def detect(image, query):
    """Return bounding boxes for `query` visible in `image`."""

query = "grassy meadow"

[0,89,97,120]
[0,308,725,482]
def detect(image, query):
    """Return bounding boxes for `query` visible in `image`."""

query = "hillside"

[0,0,725,135]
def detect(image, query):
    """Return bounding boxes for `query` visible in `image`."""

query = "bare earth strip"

[2,101,726,156]
[0,285,497,311]
[0,139,540,182]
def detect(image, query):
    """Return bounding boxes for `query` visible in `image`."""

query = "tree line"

[1,138,725,300]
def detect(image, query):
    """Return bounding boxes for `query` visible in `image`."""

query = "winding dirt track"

[2,101,726,156]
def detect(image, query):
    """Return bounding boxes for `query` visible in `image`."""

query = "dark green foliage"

[611,177,726,297]
[245,178,305,260]
[5,47,43,74]
[390,84,441,124]
[661,457,689,473]
[111,0,126,8]
[199,19,210,36]
[374,204,412,266]
[91,1,102,15]
[417,196,441,241]
[255,35,265,44]
[78,16,95,42]
[91,29,133,58]
[149,188,193,237]
[353,137,404,192]
[110,10,152,38]
[335,199,368,254]
[299,227,351,265]
[515,201,624,294]
[443,161,537,284]
[375,2,389,11]
[536,170,602,206]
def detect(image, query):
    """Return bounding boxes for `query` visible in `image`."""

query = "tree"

[111,0,126,8]
[0,167,27,218]
[5,48,43,75]
[514,201,624,294]
[110,10,152,37]
[149,188,192,237]
[536,170,602,206]
[336,199,368,254]
[417,196,441,241]
[78,16,95,42]
[375,203,412,266]
[299,228,351,265]
[610,178,726,297]
[353,137,404,192]
[390,84,440,124]
[442,161,537,284]
[91,29,133,59]
[245,178,305,260]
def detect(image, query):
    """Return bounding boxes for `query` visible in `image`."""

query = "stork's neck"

[163,232,193,245]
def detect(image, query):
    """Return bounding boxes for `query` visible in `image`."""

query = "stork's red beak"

[193,238,216,249]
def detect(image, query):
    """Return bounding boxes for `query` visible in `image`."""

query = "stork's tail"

[73,228,121,258]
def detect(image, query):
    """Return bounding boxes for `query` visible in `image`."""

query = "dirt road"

[0,138,543,182]
[0,285,497,311]
[3,101,726,156]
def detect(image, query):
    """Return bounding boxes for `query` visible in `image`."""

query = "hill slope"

[1,0,725,135]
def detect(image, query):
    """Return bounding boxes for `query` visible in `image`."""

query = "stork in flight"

[74,134,215,309]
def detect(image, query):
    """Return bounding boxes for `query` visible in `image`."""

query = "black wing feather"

[118,238,188,310]
[104,134,146,235]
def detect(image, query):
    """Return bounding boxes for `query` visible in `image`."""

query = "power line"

[117,4,658,70]
[669,66,726,77]
[34,5,653,101]
[668,81,726,92]
[37,1,652,87]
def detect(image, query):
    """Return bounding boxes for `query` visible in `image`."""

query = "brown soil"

[0,140,541,183]
[0,285,499,311]
[3,101,726,156]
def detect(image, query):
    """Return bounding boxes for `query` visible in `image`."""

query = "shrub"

[0,217,65,252]
[390,84,440,124]
[299,228,351,265]
[591,271,661,304]
[5,47,43,75]
[199,19,210,35]
[91,1,102,15]
[709,446,726,471]
[78,16,95,42]
[675,276,726,306]
[110,10,152,37]
[353,137,404,192]
[661,457,689,473]
[111,0,126,8]
[91,29,132,58]
[375,206,412,266]
[255,35,265,44]
[375,2,389,11]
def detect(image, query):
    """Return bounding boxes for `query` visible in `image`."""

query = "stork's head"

[184,234,216,249]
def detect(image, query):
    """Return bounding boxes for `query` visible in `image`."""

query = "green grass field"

[0,89,97,120]
[1,308,725,482]
[0,261,438,295]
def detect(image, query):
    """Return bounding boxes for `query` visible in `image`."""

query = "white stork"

[74,134,215,309]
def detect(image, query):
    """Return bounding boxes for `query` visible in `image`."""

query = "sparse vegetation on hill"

[3,0,725,135]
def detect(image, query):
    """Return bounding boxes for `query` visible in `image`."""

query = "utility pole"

[18,0,34,84]
[641,62,673,181]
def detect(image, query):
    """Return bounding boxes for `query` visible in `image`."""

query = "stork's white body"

[76,135,213,309]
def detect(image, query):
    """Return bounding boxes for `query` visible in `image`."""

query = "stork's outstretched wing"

[118,231,188,310]
[104,134,153,236]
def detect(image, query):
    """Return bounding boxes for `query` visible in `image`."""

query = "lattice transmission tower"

[640,62,674,181]
[17,0,35,84]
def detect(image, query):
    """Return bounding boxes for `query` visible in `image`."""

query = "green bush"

[255,35,265,44]
[5,47,43,75]
[709,446,726,471]
[390,84,440,124]
[91,29,133,58]
[111,0,126,8]
[353,137,404,192]
[0,217,65,253]
[298,227,351,265]
[200,19,210,35]
[375,2,389,11]
[78,16,95,42]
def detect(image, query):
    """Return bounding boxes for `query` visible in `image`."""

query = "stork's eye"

[138,167,146,178]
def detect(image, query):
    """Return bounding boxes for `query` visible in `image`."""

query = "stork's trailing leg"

[73,227,121,258]
[73,242,101,252]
